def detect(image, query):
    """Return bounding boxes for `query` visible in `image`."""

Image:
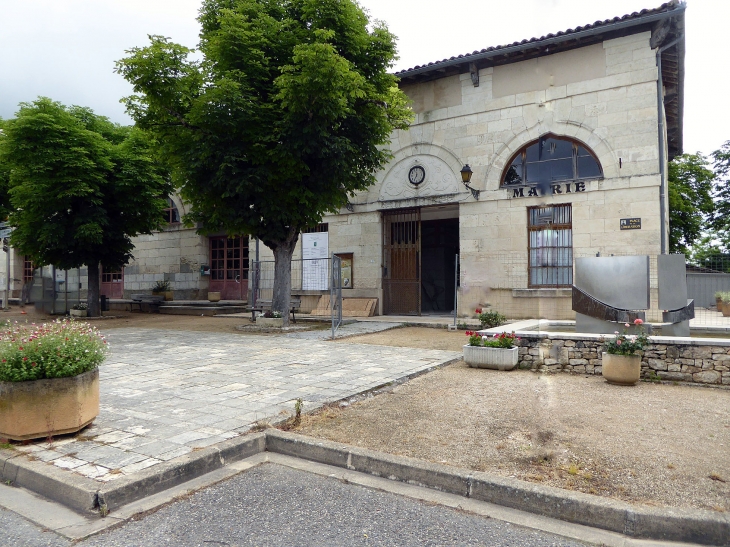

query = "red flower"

[475,308,482,314]
[23,357,28,361]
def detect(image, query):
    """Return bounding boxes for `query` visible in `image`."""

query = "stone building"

[1,2,686,320]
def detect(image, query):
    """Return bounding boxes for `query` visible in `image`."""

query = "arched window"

[502,135,602,186]
[163,197,180,224]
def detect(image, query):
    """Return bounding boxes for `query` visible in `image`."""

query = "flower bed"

[0,320,108,382]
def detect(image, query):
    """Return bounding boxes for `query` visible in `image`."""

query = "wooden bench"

[250,298,301,323]
[130,294,164,313]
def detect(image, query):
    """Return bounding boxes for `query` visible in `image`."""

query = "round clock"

[408,165,426,186]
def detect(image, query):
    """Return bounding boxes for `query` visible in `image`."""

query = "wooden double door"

[209,236,249,300]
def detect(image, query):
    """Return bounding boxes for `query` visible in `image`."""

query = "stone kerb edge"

[264,430,730,546]
[0,433,267,515]
[3,432,729,545]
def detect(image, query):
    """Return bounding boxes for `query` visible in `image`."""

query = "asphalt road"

[2,464,590,547]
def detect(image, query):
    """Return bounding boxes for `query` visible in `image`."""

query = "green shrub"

[465,330,518,348]
[152,280,171,293]
[0,320,108,382]
[475,307,506,328]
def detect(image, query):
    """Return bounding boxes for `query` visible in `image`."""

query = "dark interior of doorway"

[420,218,459,314]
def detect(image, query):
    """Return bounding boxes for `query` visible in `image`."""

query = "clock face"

[408,165,426,186]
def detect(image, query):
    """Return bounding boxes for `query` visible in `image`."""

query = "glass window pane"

[525,143,539,162]
[504,163,523,185]
[578,155,602,178]
[541,137,573,160]
[544,158,573,180]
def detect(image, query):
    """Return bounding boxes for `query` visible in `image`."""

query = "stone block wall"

[514,334,730,386]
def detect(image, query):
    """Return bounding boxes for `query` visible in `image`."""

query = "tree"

[710,140,730,248]
[116,0,412,324]
[667,152,715,255]
[0,98,171,316]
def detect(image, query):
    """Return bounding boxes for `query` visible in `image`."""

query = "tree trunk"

[271,230,298,327]
[87,262,101,317]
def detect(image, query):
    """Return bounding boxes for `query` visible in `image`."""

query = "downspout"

[656,36,682,255]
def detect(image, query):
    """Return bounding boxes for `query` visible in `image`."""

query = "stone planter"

[601,352,641,386]
[208,291,221,303]
[463,345,519,371]
[0,368,99,441]
[722,302,730,317]
[163,291,173,302]
[69,308,87,318]
[256,316,284,328]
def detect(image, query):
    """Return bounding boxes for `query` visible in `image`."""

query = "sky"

[0,0,727,156]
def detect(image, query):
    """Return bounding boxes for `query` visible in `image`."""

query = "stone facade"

[1,5,685,317]
[515,333,730,386]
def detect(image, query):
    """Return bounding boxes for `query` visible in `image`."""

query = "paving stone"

[11,327,458,485]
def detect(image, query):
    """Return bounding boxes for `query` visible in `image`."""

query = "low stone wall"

[514,332,730,386]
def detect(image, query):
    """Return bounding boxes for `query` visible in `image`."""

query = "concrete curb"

[265,430,730,546]
[3,430,729,546]
[0,433,266,515]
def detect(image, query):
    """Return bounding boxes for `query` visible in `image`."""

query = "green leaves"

[668,152,716,255]
[116,0,412,248]
[0,98,172,271]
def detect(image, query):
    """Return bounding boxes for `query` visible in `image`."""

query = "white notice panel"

[302,232,329,290]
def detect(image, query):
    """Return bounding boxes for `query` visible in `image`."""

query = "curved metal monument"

[572,254,694,336]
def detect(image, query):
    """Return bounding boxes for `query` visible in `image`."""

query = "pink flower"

[614,331,619,335]
[624,323,630,328]
[634,318,644,325]
[616,339,622,345]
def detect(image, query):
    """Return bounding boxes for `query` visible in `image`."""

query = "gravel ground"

[293,327,730,513]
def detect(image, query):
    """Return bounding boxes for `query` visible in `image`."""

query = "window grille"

[528,204,573,287]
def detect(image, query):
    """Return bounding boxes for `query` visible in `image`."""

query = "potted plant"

[0,319,108,441]
[475,307,506,329]
[152,280,173,301]
[721,292,730,317]
[601,318,649,386]
[715,291,723,311]
[256,310,283,328]
[463,331,519,370]
[69,302,88,318]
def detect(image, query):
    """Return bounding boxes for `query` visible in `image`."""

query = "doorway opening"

[382,205,459,315]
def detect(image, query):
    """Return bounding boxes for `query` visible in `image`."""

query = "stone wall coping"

[505,329,730,347]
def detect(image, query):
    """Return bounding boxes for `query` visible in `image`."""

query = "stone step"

[159,305,248,316]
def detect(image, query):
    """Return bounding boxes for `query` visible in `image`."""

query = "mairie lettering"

[511,182,586,198]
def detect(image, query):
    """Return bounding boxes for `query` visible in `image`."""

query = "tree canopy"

[667,152,715,254]
[0,97,171,315]
[116,0,412,322]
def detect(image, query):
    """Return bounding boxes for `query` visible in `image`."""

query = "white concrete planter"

[69,309,87,318]
[208,291,221,303]
[463,345,519,371]
[256,316,284,328]
[602,352,641,385]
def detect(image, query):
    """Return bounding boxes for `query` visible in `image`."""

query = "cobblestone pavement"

[2,465,590,547]
[13,329,460,484]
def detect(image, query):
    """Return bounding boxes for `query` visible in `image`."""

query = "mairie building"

[2,2,686,320]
